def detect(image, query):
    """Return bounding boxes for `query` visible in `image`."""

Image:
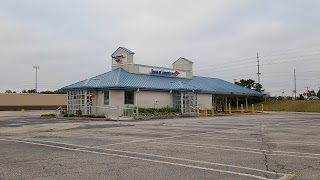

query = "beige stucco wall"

[136,91,172,108]
[0,93,67,106]
[111,48,134,66]
[172,58,193,71]
[109,90,125,107]
[197,93,212,108]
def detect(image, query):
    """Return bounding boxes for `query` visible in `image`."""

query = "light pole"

[33,66,40,92]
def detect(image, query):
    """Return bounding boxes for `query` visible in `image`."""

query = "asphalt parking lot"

[0,112,319,180]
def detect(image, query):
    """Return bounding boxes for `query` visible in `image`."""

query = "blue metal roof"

[62,68,261,96]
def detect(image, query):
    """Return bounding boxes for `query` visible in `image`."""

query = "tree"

[230,79,265,105]
[317,90,320,98]
[235,79,255,90]
[21,89,37,93]
[235,79,264,92]
[308,90,316,97]
[40,90,66,94]
[5,90,16,93]
[299,94,304,100]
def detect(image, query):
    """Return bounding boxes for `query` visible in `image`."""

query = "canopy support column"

[236,96,239,111]
[245,96,248,112]
[225,96,228,112]
[181,92,184,113]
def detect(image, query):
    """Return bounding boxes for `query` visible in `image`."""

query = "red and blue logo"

[151,69,180,76]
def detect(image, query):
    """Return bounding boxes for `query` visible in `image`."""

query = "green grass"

[255,100,320,112]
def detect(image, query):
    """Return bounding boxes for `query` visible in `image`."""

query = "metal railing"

[54,106,63,118]
[90,106,138,120]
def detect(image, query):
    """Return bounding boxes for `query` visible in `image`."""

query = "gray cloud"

[1,0,320,95]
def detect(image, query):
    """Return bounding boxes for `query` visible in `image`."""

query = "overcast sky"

[1,0,320,96]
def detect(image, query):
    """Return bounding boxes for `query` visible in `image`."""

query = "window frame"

[124,90,134,105]
[104,90,109,105]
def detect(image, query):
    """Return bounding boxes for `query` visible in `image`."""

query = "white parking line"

[146,141,320,158]
[190,135,320,147]
[0,138,286,180]
[84,131,217,149]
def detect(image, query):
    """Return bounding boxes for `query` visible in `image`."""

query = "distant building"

[62,47,260,114]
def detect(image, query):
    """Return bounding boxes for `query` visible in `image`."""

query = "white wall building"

[62,47,261,115]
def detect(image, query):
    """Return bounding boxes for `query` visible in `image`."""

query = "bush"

[68,114,75,117]
[138,107,178,116]
[41,114,56,117]
[76,109,82,116]
[60,113,106,118]
[81,115,106,118]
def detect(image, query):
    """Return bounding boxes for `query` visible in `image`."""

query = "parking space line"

[58,124,320,153]
[81,137,320,159]
[88,147,283,176]
[197,135,320,146]
[0,138,285,180]
[84,131,217,149]
[146,141,320,158]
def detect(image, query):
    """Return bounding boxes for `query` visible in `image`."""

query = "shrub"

[63,113,69,117]
[81,115,106,118]
[41,114,56,117]
[68,114,75,117]
[76,109,82,116]
[138,107,178,116]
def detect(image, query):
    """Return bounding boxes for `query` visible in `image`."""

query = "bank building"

[62,47,260,115]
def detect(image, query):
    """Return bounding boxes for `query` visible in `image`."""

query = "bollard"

[228,103,231,114]
[212,106,214,117]
[117,105,119,121]
[252,104,255,113]
[241,104,244,114]
[21,109,25,113]
[136,106,139,120]
[197,107,200,117]
[205,107,208,117]
[261,104,264,113]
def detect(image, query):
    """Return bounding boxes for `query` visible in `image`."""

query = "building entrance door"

[184,92,197,113]
[173,92,197,113]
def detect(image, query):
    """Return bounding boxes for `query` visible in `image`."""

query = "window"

[67,90,86,114]
[124,91,134,104]
[104,91,109,105]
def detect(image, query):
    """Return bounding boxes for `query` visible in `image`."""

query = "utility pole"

[257,53,261,85]
[281,89,285,100]
[33,66,40,92]
[305,85,311,97]
[305,86,310,92]
[294,69,297,100]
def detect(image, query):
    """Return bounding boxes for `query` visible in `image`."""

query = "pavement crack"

[258,120,280,179]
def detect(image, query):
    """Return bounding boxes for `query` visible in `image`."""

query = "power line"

[192,47,320,72]
[195,55,320,76]
[193,51,320,74]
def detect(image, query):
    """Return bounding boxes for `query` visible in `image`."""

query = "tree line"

[4,89,66,94]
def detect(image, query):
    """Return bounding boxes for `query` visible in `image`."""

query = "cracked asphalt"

[0,112,319,180]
